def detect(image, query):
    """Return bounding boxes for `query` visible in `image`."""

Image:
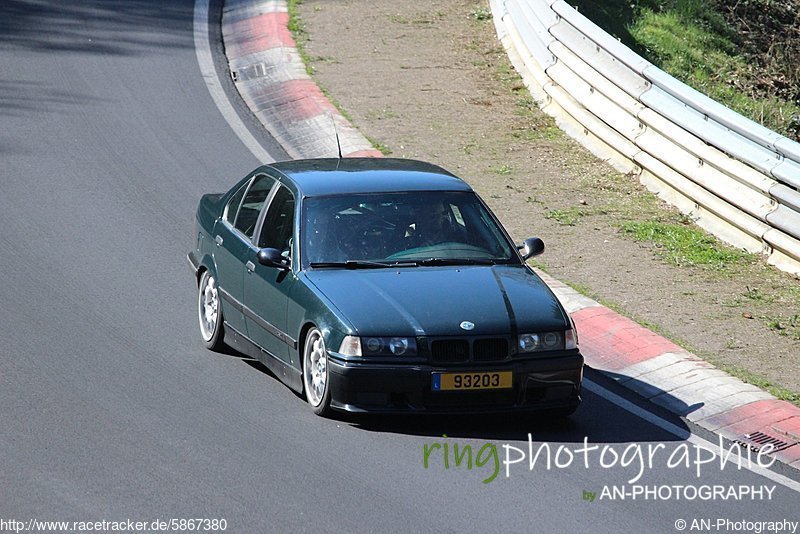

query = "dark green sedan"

[188,158,583,417]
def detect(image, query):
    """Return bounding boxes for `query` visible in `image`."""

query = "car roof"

[262,158,473,197]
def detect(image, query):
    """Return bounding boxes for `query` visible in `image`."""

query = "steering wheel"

[338,211,396,259]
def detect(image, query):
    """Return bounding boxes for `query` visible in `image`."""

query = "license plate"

[431,371,512,391]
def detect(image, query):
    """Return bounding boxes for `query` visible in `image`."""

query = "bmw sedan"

[188,158,583,416]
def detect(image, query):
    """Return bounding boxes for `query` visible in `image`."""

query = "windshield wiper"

[309,262,348,268]
[310,260,419,269]
[310,258,505,269]
[416,257,499,266]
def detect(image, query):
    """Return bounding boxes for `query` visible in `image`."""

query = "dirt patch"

[297,0,799,395]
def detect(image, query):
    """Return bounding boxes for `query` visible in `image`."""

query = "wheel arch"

[195,253,217,286]
[297,321,318,371]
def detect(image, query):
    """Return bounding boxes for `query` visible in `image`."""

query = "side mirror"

[257,248,289,270]
[519,237,545,260]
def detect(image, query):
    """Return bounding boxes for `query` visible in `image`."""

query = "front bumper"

[327,352,583,414]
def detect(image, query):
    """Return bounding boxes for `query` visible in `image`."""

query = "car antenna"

[329,112,343,169]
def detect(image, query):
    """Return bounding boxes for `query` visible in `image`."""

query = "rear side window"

[234,174,275,237]
[223,182,248,224]
[257,185,295,256]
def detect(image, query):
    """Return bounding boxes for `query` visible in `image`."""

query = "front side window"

[303,191,516,265]
[257,185,295,257]
[234,174,275,237]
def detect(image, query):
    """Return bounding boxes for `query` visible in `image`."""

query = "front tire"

[198,270,225,351]
[302,328,331,416]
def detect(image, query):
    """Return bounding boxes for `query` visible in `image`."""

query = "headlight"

[518,333,540,352]
[542,332,560,348]
[361,336,417,357]
[388,337,410,355]
[518,329,577,353]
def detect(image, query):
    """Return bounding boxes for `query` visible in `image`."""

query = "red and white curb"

[539,270,800,469]
[221,0,382,159]
[218,0,800,471]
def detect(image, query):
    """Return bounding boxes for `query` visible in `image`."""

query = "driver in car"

[407,202,462,248]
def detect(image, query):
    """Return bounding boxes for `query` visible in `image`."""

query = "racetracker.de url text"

[0,518,227,532]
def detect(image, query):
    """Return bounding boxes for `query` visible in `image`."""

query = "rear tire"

[302,328,331,416]
[198,270,225,351]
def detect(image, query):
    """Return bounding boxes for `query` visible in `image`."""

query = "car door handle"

[245,261,256,273]
[214,235,223,247]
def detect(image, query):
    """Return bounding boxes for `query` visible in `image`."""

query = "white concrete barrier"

[492,0,800,276]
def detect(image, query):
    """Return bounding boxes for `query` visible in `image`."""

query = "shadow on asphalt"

[0,0,193,56]
[211,342,281,379]
[343,390,687,445]
[0,0,194,117]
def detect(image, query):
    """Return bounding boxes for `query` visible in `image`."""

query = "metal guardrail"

[490,0,800,275]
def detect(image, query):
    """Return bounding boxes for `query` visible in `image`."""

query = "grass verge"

[569,0,800,139]
[619,220,754,270]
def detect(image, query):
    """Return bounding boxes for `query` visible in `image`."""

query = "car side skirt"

[223,322,303,394]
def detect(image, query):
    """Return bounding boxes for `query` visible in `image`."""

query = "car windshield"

[303,191,517,266]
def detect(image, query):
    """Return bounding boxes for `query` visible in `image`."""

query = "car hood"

[305,265,569,337]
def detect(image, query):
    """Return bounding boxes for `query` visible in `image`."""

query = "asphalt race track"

[0,1,797,531]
